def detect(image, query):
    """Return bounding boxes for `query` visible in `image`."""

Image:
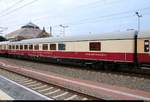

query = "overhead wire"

[1,0,150,33]
[62,6,150,26]
[31,4,150,27]
[69,0,120,9]
[33,11,150,30]
[0,0,38,33]
[0,0,125,27]
[3,10,150,31]
[26,0,122,22]
[2,8,150,29]
[0,0,25,15]
[0,0,38,18]
[3,12,150,35]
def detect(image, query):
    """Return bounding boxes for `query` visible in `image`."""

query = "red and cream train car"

[0,30,150,69]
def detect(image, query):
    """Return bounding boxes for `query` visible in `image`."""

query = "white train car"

[0,30,150,69]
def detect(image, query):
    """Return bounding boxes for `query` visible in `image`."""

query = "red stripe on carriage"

[5,50,134,62]
[1,50,150,63]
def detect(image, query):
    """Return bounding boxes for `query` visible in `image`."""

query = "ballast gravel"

[1,57,150,92]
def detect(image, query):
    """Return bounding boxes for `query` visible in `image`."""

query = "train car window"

[58,44,65,50]
[34,44,39,50]
[89,42,101,51]
[16,45,19,50]
[50,44,56,50]
[29,45,33,50]
[144,40,149,52]
[9,45,11,50]
[12,45,15,50]
[24,45,28,50]
[20,45,23,50]
[43,44,48,50]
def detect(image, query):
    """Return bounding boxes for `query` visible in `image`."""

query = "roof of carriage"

[1,30,150,45]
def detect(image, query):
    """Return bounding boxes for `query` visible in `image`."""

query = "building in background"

[5,22,52,41]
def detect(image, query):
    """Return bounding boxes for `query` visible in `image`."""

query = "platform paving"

[0,90,14,100]
[0,75,52,100]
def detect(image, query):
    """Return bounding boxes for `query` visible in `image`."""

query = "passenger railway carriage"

[0,30,150,69]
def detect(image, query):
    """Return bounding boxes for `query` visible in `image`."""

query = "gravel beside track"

[1,57,150,92]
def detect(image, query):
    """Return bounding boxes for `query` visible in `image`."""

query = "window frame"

[24,45,28,50]
[16,45,19,50]
[34,44,39,50]
[50,44,56,51]
[58,43,66,51]
[29,45,33,50]
[20,45,23,50]
[9,45,12,50]
[12,45,15,50]
[42,44,48,51]
[89,42,101,51]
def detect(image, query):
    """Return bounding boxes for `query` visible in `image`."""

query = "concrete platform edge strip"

[0,75,53,100]
[0,90,14,100]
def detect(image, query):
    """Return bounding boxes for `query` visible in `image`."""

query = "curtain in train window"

[16,45,19,50]
[144,40,149,52]
[43,44,48,50]
[24,45,28,50]
[29,45,33,50]
[20,45,23,50]
[12,45,15,50]
[89,42,101,51]
[50,44,56,50]
[58,44,66,50]
[9,45,11,50]
[34,44,39,50]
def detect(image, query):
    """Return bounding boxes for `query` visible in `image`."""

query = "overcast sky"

[0,0,150,37]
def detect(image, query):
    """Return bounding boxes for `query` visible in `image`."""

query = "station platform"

[0,75,52,100]
[0,59,150,100]
[0,90,13,100]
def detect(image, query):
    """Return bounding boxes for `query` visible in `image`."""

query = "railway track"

[0,68,98,100]
[1,57,150,78]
